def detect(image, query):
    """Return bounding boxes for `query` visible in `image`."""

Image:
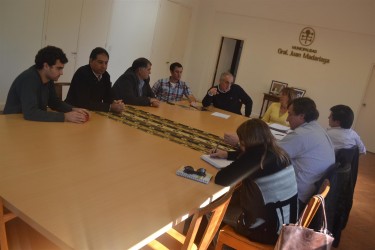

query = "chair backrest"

[182,186,235,250]
[254,166,298,229]
[54,82,70,101]
[335,146,359,190]
[300,179,330,228]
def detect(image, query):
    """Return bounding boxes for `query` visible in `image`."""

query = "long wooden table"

[0,102,248,249]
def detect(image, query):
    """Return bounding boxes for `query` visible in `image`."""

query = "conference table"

[0,102,249,249]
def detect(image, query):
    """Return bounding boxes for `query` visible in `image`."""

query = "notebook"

[176,166,213,184]
[201,154,233,169]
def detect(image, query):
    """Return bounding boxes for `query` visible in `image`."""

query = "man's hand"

[208,87,218,96]
[224,132,239,147]
[190,101,198,108]
[150,98,160,107]
[65,109,90,123]
[110,100,125,113]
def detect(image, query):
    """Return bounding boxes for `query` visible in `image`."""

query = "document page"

[211,112,231,119]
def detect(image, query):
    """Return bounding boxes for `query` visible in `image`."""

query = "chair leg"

[0,198,9,250]
[215,240,224,250]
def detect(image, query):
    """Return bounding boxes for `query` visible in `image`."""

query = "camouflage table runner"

[97,106,236,153]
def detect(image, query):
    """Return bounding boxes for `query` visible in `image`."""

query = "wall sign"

[277,27,330,65]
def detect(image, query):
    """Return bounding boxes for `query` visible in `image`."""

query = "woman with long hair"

[213,119,297,244]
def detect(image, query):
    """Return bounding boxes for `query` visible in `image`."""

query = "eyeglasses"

[183,166,206,177]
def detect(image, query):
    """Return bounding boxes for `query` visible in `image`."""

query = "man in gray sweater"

[3,46,89,123]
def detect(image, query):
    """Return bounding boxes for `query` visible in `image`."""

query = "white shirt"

[327,127,366,154]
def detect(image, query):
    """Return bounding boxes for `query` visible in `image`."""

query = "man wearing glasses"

[202,72,253,116]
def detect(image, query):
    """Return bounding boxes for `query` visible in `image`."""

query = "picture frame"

[293,87,306,98]
[269,80,288,95]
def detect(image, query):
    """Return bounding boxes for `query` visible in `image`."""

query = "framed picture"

[293,88,306,98]
[269,80,288,95]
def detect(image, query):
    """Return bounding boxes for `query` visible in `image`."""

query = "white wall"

[183,0,375,127]
[106,0,160,82]
[0,0,45,109]
[1,0,375,129]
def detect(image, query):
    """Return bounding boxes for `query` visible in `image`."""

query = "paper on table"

[269,123,290,133]
[201,155,233,169]
[211,112,230,119]
[270,129,286,140]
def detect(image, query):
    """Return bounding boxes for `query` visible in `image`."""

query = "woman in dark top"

[212,119,297,244]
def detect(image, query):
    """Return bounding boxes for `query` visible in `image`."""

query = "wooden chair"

[0,198,17,250]
[300,179,330,228]
[215,180,331,250]
[143,186,235,250]
[54,82,70,101]
[216,225,274,250]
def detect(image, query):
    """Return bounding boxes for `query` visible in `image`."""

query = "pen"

[214,143,219,153]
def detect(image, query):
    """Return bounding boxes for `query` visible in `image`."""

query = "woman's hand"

[224,132,239,147]
[209,149,228,159]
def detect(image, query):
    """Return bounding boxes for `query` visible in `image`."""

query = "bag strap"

[297,194,329,232]
[317,195,329,233]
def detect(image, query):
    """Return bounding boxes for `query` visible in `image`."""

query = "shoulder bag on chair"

[274,195,334,250]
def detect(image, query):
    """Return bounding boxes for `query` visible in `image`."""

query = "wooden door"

[355,65,375,153]
[150,0,192,85]
[43,0,83,99]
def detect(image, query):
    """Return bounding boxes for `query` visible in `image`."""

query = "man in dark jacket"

[202,72,253,116]
[65,47,124,113]
[111,57,160,107]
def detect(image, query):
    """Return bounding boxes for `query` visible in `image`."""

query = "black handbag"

[274,195,334,250]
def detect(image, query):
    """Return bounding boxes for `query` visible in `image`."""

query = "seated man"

[111,57,160,107]
[152,62,197,106]
[65,47,124,114]
[223,98,335,208]
[202,72,253,116]
[3,46,89,123]
[278,97,335,208]
[327,104,366,154]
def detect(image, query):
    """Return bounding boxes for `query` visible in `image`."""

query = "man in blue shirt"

[278,97,335,208]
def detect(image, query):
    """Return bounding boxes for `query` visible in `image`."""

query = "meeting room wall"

[0,0,46,110]
[0,0,163,109]
[0,0,194,109]
[183,0,375,128]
